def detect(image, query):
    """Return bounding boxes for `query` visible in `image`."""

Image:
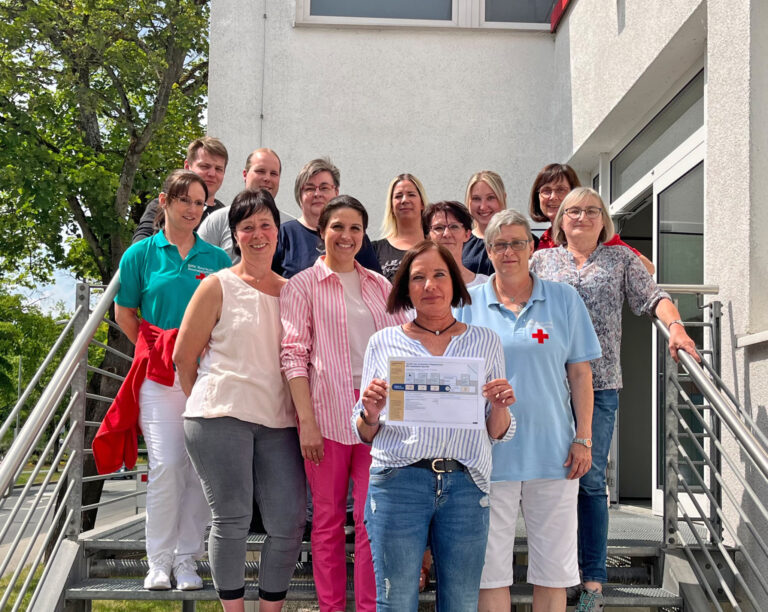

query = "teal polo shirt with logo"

[116,231,231,330]
[455,273,601,481]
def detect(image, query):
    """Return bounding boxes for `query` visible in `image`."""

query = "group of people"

[92,136,700,612]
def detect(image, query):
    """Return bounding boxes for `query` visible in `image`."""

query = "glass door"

[651,153,706,516]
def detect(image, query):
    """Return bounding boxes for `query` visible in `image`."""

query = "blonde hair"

[381,173,429,239]
[552,187,615,246]
[464,171,507,227]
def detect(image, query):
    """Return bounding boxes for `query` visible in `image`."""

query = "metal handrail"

[658,283,720,295]
[0,274,120,495]
[656,297,768,611]
[0,309,81,443]
[655,320,768,480]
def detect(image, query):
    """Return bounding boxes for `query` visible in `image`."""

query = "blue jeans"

[578,389,619,584]
[364,465,490,612]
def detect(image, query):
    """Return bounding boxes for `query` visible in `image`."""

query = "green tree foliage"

[0,290,67,446]
[0,0,210,286]
[0,0,211,530]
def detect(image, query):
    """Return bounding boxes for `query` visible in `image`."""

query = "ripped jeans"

[364,464,490,612]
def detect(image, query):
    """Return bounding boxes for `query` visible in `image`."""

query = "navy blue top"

[462,235,494,276]
[272,219,382,279]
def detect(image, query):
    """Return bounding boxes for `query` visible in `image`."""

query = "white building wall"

[706,0,768,598]
[555,0,706,175]
[208,0,556,235]
[209,0,768,597]
[557,0,768,596]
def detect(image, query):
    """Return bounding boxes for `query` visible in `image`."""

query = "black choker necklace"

[412,318,457,336]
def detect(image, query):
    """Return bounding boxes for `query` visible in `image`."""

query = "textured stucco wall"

[208,0,556,235]
[555,0,768,595]
[707,0,768,597]
[554,0,706,170]
[209,1,768,593]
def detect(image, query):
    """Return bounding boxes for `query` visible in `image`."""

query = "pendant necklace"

[412,318,457,336]
[495,276,532,309]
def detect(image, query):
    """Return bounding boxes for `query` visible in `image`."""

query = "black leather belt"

[412,458,466,473]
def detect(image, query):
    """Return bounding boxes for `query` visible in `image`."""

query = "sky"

[19,269,77,315]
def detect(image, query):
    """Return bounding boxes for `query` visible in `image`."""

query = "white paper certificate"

[385,356,485,429]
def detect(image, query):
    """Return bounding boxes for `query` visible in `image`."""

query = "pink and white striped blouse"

[280,257,410,445]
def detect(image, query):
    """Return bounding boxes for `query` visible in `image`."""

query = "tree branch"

[104,65,136,129]
[179,60,208,96]
[0,100,61,154]
[67,194,107,279]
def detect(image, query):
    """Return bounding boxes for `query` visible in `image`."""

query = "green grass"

[0,564,43,610]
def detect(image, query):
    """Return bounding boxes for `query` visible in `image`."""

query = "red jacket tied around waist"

[92,320,178,475]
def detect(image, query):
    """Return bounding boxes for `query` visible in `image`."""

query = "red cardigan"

[537,227,642,256]
[92,320,178,475]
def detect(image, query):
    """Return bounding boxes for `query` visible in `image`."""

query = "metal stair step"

[80,507,693,557]
[65,576,436,603]
[89,558,653,586]
[508,584,682,607]
[66,578,681,607]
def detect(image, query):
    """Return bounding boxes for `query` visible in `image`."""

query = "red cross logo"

[195,273,206,280]
[532,328,549,344]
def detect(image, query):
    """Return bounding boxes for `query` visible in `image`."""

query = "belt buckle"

[431,458,447,473]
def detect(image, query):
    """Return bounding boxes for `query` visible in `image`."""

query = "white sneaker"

[173,558,203,591]
[143,566,171,590]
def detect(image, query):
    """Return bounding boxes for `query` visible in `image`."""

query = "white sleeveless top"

[184,268,295,427]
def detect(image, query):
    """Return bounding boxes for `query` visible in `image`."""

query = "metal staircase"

[1,280,767,611]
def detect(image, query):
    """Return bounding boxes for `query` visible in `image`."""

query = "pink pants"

[305,438,375,612]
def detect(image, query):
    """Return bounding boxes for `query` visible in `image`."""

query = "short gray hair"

[293,157,340,207]
[552,187,615,246]
[484,209,534,250]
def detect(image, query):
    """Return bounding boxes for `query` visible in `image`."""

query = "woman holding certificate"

[280,195,407,612]
[354,240,516,612]
[455,209,601,612]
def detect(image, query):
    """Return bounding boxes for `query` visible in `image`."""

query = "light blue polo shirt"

[455,273,601,481]
[116,231,231,330]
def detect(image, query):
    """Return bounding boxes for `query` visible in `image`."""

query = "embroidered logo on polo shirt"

[531,328,549,344]
[188,263,216,280]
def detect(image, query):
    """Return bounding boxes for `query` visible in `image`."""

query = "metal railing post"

[66,283,90,540]
[663,347,680,548]
[709,300,723,541]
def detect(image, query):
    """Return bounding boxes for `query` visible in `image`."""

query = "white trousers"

[139,377,210,567]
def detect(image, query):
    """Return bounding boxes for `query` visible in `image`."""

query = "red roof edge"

[550,0,573,33]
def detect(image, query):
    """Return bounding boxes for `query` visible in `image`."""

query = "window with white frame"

[610,71,704,202]
[309,0,452,20]
[296,0,557,29]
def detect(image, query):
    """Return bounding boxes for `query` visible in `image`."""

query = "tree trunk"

[81,305,134,531]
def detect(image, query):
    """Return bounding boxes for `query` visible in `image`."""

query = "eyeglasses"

[301,184,335,196]
[429,223,465,235]
[490,240,530,253]
[539,187,570,198]
[564,206,603,220]
[174,195,205,207]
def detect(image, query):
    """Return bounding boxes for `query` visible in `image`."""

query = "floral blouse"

[530,244,669,390]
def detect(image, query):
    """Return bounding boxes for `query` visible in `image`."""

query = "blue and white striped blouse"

[352,324,516,493]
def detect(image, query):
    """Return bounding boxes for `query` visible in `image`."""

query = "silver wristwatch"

[573,437,593,448]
